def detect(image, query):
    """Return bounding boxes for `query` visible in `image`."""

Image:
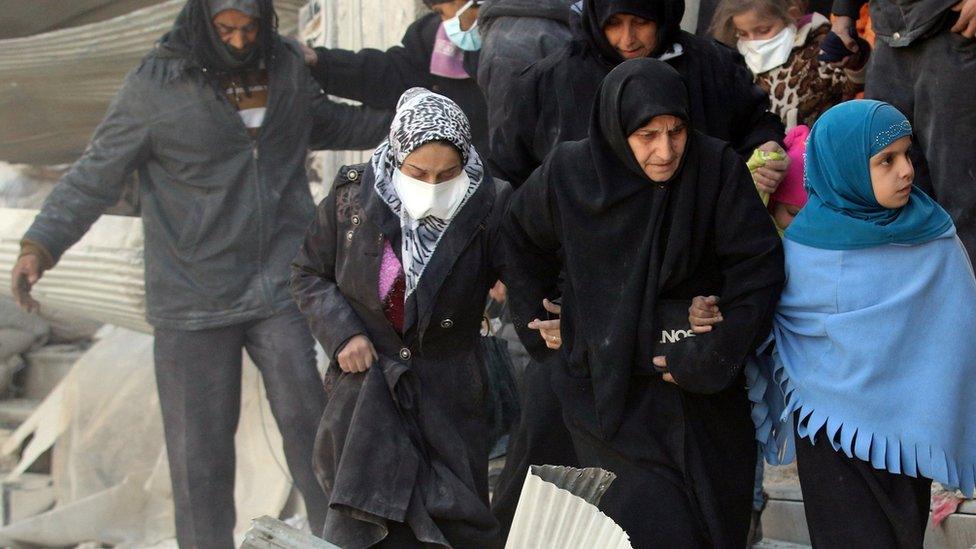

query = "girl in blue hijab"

[705,100,976,547]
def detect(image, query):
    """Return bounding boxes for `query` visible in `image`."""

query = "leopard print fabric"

[755,20,863,129]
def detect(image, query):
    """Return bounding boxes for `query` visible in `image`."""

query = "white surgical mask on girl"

[443,0,482,51]
[737,25,797,74]
[393,169,471,222]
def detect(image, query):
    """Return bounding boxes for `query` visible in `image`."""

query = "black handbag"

[480,304,521,456]
[635,298,696,375]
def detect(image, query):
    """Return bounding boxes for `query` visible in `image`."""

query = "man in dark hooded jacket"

[10,1,391,546]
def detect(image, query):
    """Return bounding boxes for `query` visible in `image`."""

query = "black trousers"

[154,305,329,549]
[794,426,931,549]
[867,25,976,262]
[490,357,579,537]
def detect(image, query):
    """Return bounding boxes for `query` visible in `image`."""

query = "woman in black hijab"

[488,0,784,187]
[503,58,784,548]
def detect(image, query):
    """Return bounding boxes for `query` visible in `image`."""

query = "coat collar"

[360,166,495,342]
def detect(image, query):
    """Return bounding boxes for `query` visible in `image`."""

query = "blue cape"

[750,229,976,495]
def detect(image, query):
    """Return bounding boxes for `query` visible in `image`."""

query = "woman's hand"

[753,142,790,195]
[653,356,677,385]
[688,295,723,334]
[336,334,377,373]
[528,298,562,350]
[951,0,976,39]
[489,280,507,303]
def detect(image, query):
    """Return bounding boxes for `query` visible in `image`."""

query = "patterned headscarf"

[371,88,485,297]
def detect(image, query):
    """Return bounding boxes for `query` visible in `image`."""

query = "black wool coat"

[290,164,509,548]
[489,31,785,186]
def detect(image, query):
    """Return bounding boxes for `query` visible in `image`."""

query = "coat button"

[399,348,412,360]
[351,215,361,225]
[346,230,354,241]
[893,31,901,40]
[440,319,454,329]
[346,169,358,181]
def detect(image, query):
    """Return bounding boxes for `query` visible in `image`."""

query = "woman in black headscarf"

[503,58,784,547]
[488,0,784,187]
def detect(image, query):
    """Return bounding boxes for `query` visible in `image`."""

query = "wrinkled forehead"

[207,0,260,18]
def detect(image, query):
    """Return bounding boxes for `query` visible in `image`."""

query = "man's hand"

[300,43,318,66]
[11,254,42,313]
[952,0,976,39]
[528,298,562,350]
[753,141,790,195]
[653,356,677,385]
[689,295,723,334]
[336,335,377,373]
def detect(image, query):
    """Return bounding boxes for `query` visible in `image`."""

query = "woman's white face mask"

[737,25,796,74]
[393,168,471,221]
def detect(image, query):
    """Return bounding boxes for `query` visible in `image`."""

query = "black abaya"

[502,58,784,547]
[488,30,784,186]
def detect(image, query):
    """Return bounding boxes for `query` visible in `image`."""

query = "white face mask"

[393,168,471,221]
[737,25,797,74]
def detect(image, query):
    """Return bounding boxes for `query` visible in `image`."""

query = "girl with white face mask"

[710,0,869,130]
[292,88,510,547]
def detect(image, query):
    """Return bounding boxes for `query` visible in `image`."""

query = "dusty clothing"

[489,31,784,186]
[291,165,509,547]
[154,305,328,549]
[794,423,932,548]
[309,13,490,156]
[754,14,863,129]
[22,39,392,330]
[502,60,784,546]
[476,0,575,150]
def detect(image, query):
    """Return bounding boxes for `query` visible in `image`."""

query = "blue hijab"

[784,100,953,249]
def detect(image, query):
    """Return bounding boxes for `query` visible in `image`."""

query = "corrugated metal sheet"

[0,208,150,333]
[0,0,304,165]
[506,466,633,549]
[0,1,167,39]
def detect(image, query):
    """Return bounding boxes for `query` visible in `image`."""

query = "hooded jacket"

[476,0,577,147]
[23,5,392,330]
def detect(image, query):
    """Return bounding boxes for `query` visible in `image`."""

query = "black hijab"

[506,58,784,438]
[557,58,691,437]
[578,0,685,65]
[157,0,279,73]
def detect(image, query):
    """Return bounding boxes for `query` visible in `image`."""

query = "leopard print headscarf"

[371,88,484,297]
